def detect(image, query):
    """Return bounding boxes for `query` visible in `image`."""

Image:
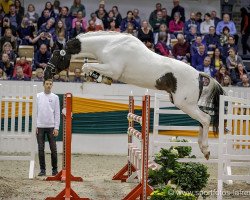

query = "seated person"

[71,67,84,82]
[106,19,120,32]
[202,26,220,51]
[226,47,243,70]
[17,17,35,45]
[58,70,69,82]
[236,74,250,87]
[71,10,88,31]
[125,23,137,37]
[185,26,198,45]
[191,44,207,68]
[86,19,104,32]
[155,32,171,57]
[0,28,17,53]
[172,33,190,62]
[211,48,226,70]
[70,21,85,38]
[37,9,51,30]
[200,13,214,35]
[1,17,17,37]
[230,63,248,85]
[137,20,153,44]
[53,32,66,51]
[221,75,232,87]
[196,56,217,78]
[0,68,7,80]
[32,68,44,81]
[38,18,56,40]
[11,66,30,81]
[13,56,32,78]
[169,12,184,36]
[215,65,230,84]
[30,31,54,52]
[222,35,238,58]
[33,44,51,70]
[184,12,200,35]
[190,35,205,56]
[219,26,230,47]
[24,4,39,23]
[0,53,14,79]
[1,41,16,64]
[120,10,140,32]
[151,10,166,34]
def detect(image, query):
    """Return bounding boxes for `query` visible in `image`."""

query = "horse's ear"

[66,38,82,55]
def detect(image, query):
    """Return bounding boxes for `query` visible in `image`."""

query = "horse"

[44,31,225,159]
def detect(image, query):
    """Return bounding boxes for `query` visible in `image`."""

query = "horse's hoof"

[102,77,112,85]
[204,151,210,160]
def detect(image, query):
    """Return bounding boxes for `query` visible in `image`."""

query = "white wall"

[22,0,221,22]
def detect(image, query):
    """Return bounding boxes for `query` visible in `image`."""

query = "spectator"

[53,32,66,50]
[53,0,61,17]
[0,28,17,53]
[4,4,22,28]
[1,16,17,36]
[155,32,171,57]
[226,47,243,70]
[111,6,122,28]
[221,75,232,87]
[172,33,190,62]
[219,26,230,47]
[96,7,108,29]
[210,10,220,28]
[57,6,72,38]
[195,12,202,24]
[37,9,51,30]
[90,12,103,28]
[70,21,85,38]
[55,19,67,40]
[86,19,103,32]
[222,35,238,58]
[184,12,200,35]
[200,13,214,35]
[1,41,16,63]
[12,66,30,80]
[30,31,54,52]
[71,67,83,82]
[125,23,137,37]
[58,70,68,82]
[106,10,116,29]
[95,0,107,16]
[17,17,35,45]
[70,0,85,17]
[36,79,60,176]
[230,63,248,85]
[137,20,154,44]
[185,26,198,45]
[133,9,141,26]
[14,0,24,18]
[106,19,120,32]
[240,7,250,55]
[0,53,14,79]
[169,12,184,36]
[32,67,44,81]
[191,44,207,68]
[120,11,140,32]
[154,23,174,46]
[149,2,162,27]
[171,0,185,22]
[24,4,39,23]
[151,11,166,34]
[13,56,32,78]
[0,5,5,21]
[38,17,56,39]
[236,74,250,87]
[161,8,171,28]
[196,56,217,77]
[203,26,220,51]
[216,14,237,38]
[44,1,55,19]
[0,0,12,14]
[211,48,225,70]
[33,44,51,70]
[0,68,7,80]
[190,35,204,56]
[215,65,230,84]
[53,74,60,82]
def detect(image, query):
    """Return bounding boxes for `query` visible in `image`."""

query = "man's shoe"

[38,170,46,176]
[52,169,58,176]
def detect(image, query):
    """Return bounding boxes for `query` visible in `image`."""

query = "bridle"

[45,62,57,78]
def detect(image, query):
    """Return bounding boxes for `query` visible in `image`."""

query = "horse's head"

[44,38,82,80]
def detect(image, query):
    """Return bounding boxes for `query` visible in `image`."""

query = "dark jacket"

[33,51,51,70]
[171,5,185,22]
[196,64,217,77]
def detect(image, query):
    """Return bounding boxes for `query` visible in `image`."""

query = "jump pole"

[46,93,83,182]
[46,93,89,200]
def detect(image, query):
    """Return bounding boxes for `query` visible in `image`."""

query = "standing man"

[171,0,185,22]
[36,79,60,176]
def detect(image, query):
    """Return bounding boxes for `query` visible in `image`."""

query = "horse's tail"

[199,72,225,135]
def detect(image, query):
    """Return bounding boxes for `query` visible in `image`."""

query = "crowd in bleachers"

[0,0,249,87]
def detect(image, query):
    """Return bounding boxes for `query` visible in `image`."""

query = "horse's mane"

[77,31,131,39]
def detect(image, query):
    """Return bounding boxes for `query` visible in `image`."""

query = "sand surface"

[0,154,250,200]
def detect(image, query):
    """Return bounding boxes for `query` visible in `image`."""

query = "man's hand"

[53,129,59,137]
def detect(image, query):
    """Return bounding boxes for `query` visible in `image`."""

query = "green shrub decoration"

[149,137,210,199]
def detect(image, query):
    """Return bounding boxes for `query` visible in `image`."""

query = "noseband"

[45,62,57,77]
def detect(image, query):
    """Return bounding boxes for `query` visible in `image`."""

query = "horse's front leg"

[82,63,114,77]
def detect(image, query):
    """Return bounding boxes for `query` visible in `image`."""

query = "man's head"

[173,0,179,7]
[190,26,197,35]
[209,26,215,35]
[223,14,230,23]
[198,45,205,54]
[39,44,48,54]
[61,7,69,16]
[195,35,202,44]
[196,12,202,21]
[2,53,9,63]
[190,12,196,20]
[177,33,184,44]
[43,9,50,18]
[211,10,217,19]
[204,13,211,21]
[4,28,12,37]
[9,5,16,15]
[156,11,162,19]
[155,3,162,11]
[228,35,235,45]
[74,67,81,78]
[43,79,53,93]
[133,9,139,17]
[16,66,24,78]
[203,56,211,67]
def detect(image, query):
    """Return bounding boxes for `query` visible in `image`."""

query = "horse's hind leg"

[175,102,211,159]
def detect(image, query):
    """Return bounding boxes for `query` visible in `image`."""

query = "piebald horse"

[44,31,225,159]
